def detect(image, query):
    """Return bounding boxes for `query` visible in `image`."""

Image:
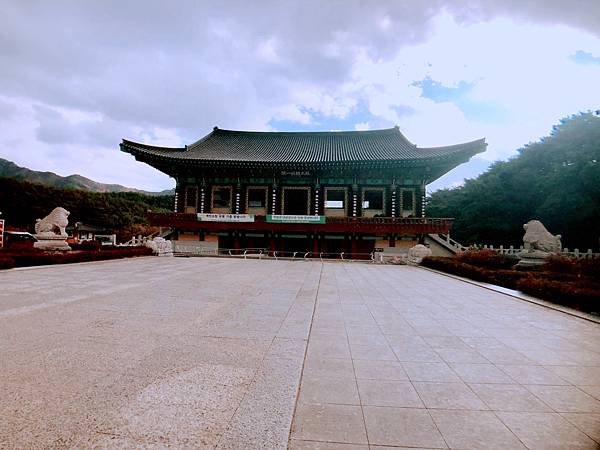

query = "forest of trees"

[426,113,600,250]
[0,177,173,233]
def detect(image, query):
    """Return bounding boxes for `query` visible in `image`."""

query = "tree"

[426,112,600,249]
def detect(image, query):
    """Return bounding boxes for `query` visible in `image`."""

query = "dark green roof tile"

[121,127,486,166]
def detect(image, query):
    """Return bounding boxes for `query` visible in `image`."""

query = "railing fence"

[470,244,599,259]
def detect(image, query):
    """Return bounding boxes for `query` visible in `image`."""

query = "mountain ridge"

[0,158,173,196]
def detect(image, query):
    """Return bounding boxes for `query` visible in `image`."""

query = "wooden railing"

[146,213,454,234]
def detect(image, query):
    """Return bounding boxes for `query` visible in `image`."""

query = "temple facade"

[121,126,486,258]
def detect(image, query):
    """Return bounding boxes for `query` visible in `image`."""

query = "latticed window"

[362,189,384,209]
[247,187,267,207]
[213,187,231,208]
[185,186,197,208]
[402,189,415,213]
[325,189,345,209]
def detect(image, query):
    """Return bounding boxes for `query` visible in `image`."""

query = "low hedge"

[421,255,600,314]
[0,257,16,270]
[516,277,599,312]
[458,249,518,270]
[0,247,153,269]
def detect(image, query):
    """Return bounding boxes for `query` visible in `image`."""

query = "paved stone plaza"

[1,257,599,449]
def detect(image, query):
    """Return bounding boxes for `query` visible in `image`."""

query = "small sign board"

[266,215,325,224]
[197,213,255,222]
[374,247,384,252]
[0,219,4,248]
[281,170,311,177]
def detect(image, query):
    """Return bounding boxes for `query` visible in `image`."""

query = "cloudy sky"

[1,1,599,192]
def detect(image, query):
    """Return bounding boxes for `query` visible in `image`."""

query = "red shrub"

[516,277,600,312]
[70,240,101,251]
[7,247,152,268]
[458,249,517,270]
[0,257,16,270]
[542,255,576,274]
[490,270,530,290]
[578,258,600,281]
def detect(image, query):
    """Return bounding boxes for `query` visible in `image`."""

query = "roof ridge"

[211,127,400,136]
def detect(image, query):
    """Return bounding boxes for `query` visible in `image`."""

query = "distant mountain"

[0,158,174,196]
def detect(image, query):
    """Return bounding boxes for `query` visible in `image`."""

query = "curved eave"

[121,136,487,184]
[121,139,486,168]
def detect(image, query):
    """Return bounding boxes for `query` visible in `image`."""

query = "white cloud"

[1,1,600,190]
[354,122,371,131]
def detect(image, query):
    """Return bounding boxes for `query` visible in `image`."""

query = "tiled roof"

[121,127,486,166]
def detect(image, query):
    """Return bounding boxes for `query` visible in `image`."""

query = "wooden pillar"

[199,185,206,213]
[234,182,241,214]
[269,234,276,253]
[312,234,319,254]
[234,232,241,250]
[421,180,426,218]
[351,235,358,256]
[270,181,278,215]
[390,183,397,218]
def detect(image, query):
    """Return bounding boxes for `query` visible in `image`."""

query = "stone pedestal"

[34,235,71,251]
[515,250,550,268]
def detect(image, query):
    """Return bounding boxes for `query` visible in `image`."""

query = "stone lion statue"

[34,207,70,237]
[522,220,561,253]
[407,244,432,265]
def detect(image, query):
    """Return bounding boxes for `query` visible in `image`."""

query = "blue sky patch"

[569,50,600,65]
[415,76,508,123]
[268,100,396,132]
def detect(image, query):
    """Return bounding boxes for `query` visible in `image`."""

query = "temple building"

[121,126,486,258]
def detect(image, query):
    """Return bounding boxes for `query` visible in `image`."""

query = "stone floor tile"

[346,333,388,346]
[357,379,423,408]
[477,348,535,365]
[496,411,598,449]
[525,385,600,413]
[3,259,600,449]
[546,365,600,386]
[561,413,600,444]
[291,403,367,444]
[402,362,461,382]
[299,376,360,405]
[430,409,525,449]
[435,347,489,364]
[303,357,355,380]
[267,337,307,361]
[578,385,600,401]
[307,340,352,359]
[215,357,303,450]
[450,363,514,384]
[412,382,489,410]
[423,336,471,349]
[362,406,447,448]
[370,447,440,450]
[461,337,508,349]
[288,440,369,450]
[497,364,570,385]
[352,359,408,381]
[350,343,397,361]
[468,383,552,412]
[391,344,443,363]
